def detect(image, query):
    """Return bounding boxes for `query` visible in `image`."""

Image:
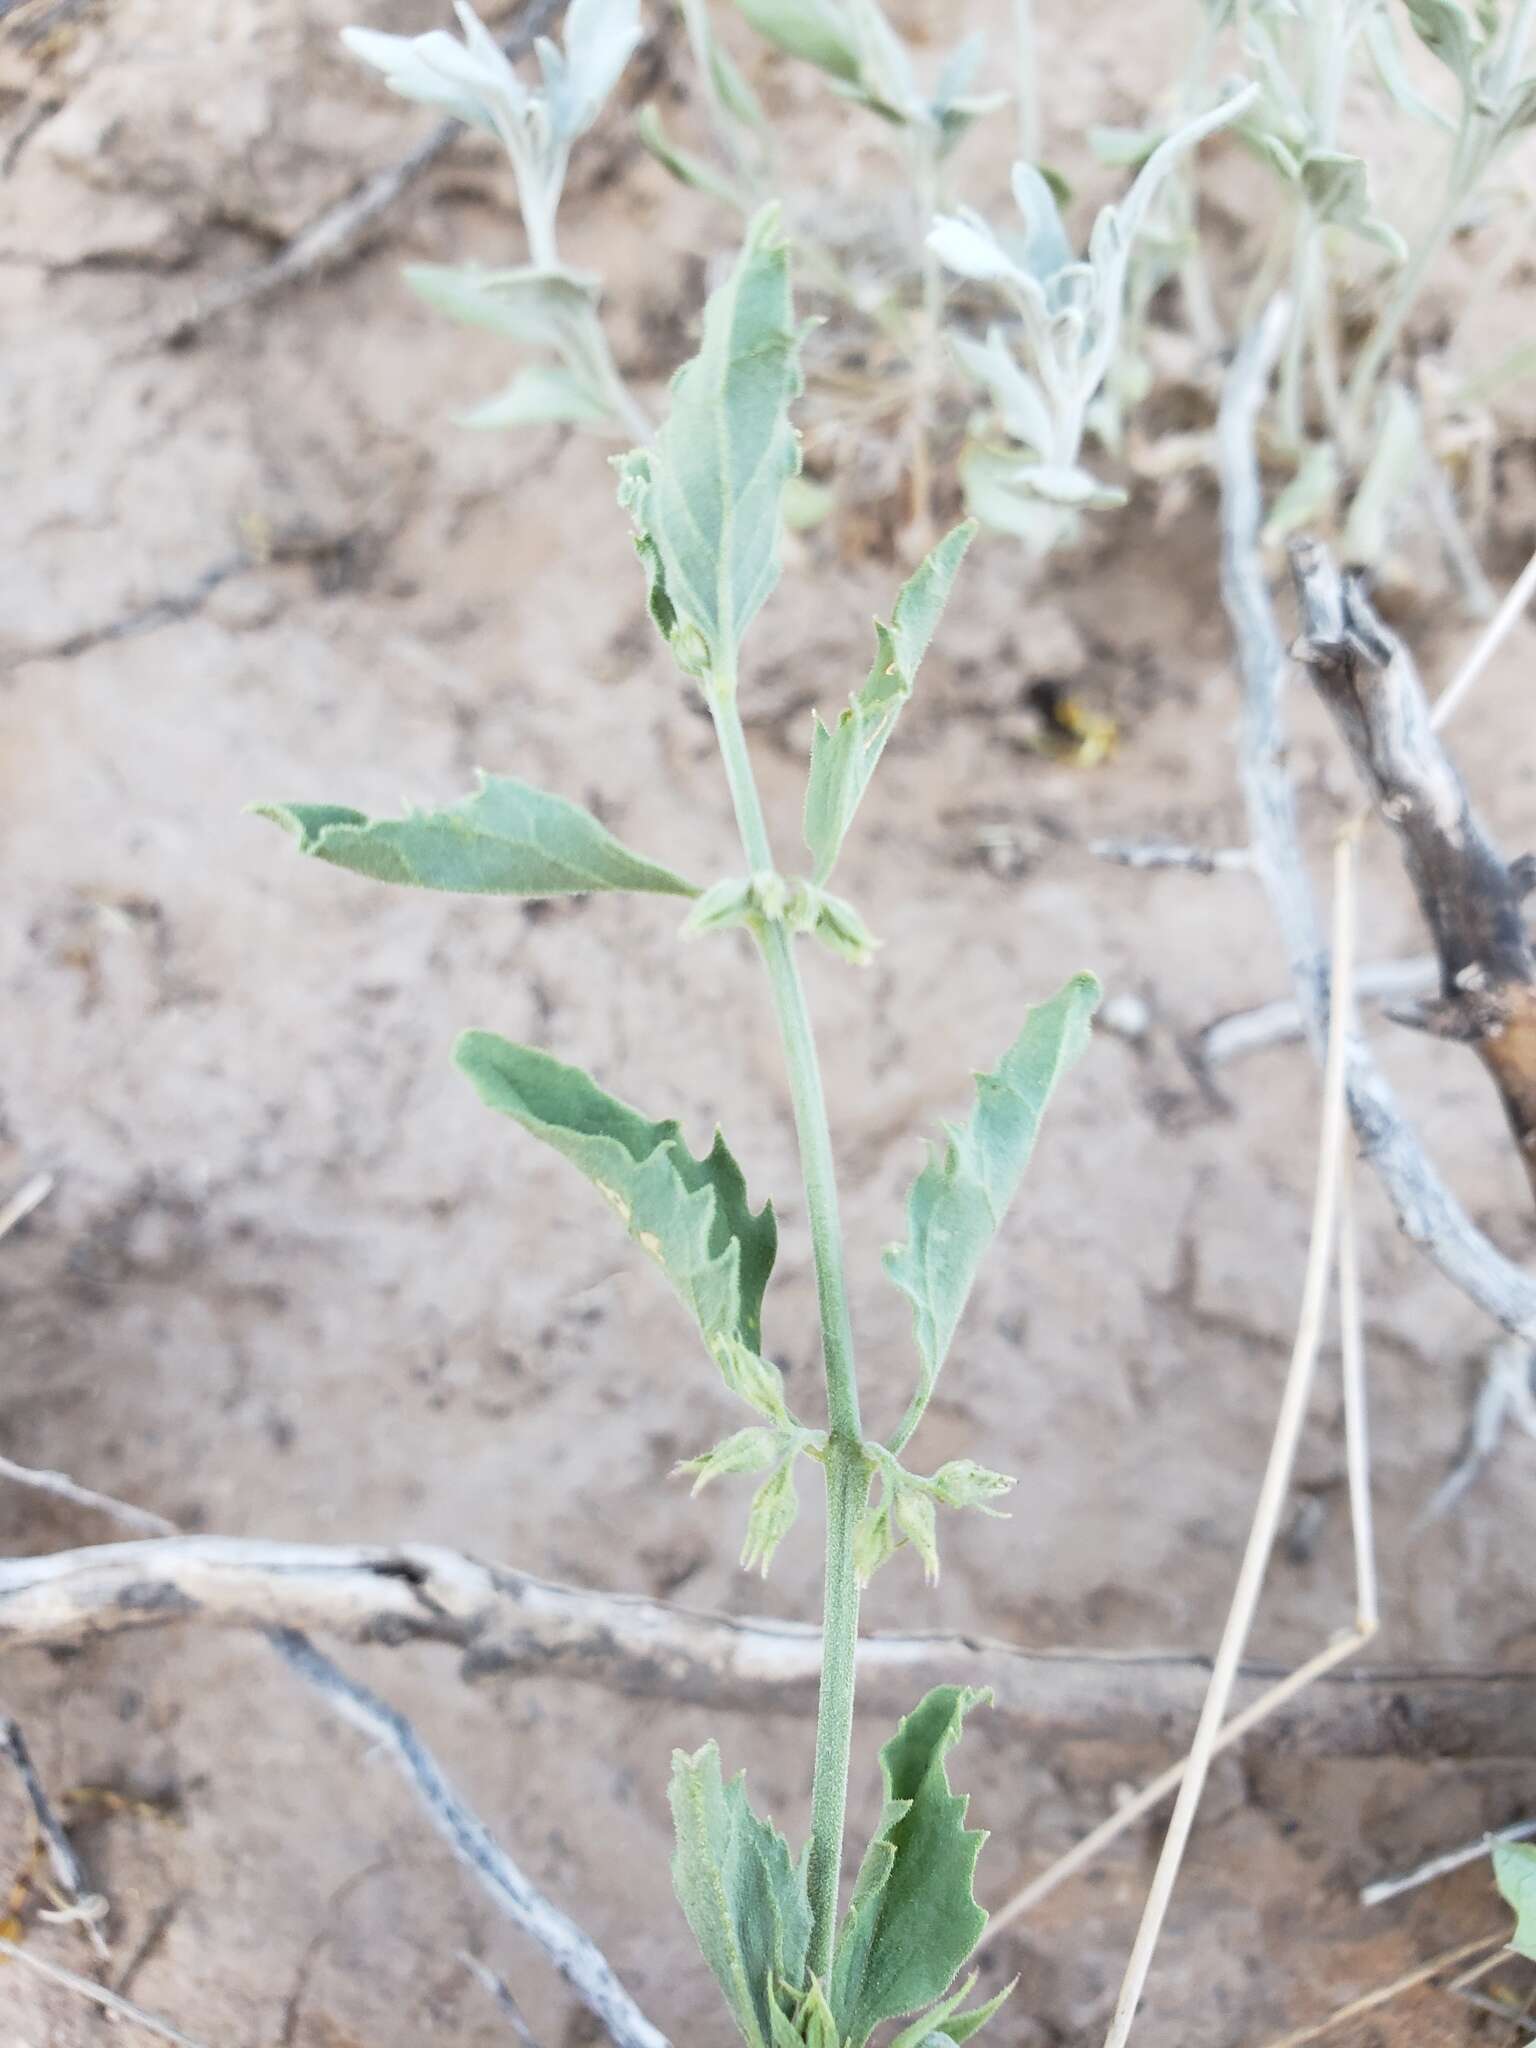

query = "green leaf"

[1495,1840,1536,1959]
[829,1687,992,2046]
[618,206,804,682]
[1343,382,1422,567]
[735,0,862,83]
[960,445,1079,555]
[1498,74,1536,139]
[1403,0,1485,84]
[887,1973,1013,2048]
[457,363,613,431]
[403,262,600,344]
[803,522,975,881]
[884,974,1099,1438]
[1260,439,1340,548]
[637,103,751,210]
[669,1743,812,2047]
[1364,6,1457,131]
[256,773,697,900]
[1298,150,1407,261]
[1089,121,1167,168]
[455,1035,776,1351]
[936,1978,1016,2043]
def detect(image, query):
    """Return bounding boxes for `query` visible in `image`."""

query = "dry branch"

[1217,301,1536,1347]
[2,1536,1534,1763]
[273,1629,668,2048]
[0,1716,107,1957]
[1290,541,1536,1203]
[0,1935,212,2048]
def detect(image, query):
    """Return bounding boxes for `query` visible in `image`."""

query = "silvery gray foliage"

[342,1,649,437]
[343,0,641,263]
[930,87,1255,548]
[735,0,1005,150]
[1223,0,1407,261]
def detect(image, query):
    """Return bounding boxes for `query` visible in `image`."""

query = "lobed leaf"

[884,974,1099,1441]
[829,1687,992,2046]
[455,1034,776,1351]
[1299,149,1406,261]
[1495,1840,1536,1960]
[618,207,804,682]
[803,522,975,881]
[887,1972,1013,2048]
[669,1744,812,2048]
[256,773,696,900]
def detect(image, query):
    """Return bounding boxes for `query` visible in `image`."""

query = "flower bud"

[927,1459,1016,1514]
[740,1458,800,1576]
[678,1426,781,1495]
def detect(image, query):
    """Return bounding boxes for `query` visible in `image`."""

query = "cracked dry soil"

[5,0,1536,2042]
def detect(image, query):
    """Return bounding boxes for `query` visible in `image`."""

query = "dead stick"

[1216,301,1536,1346]
[0,1717,106,1957]
[460,1951,544,2047]
[1290,541,1536,1203]
[2,1536,1533,1762]
[272,1629,668,2048]
[0,1935,211,2048]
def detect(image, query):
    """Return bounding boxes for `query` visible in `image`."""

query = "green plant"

[1495,1839,1536,1959]
[343,0,653,437]
[343,0,1536,588]
[1172,0,1536,566]
[259,207,1097,2043]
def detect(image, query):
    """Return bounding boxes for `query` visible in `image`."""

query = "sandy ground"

[5,1,1536,2042]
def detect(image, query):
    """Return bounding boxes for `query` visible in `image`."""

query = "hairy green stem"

[805,1432,865,1977]
[572,304,654,446]
[707,674,866,1976]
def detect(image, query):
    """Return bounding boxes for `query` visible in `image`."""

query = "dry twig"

[1422,1333,1536,1520]
[1100,826,1369,2048]
[1258,1932,1505,2048]
[1089,839,1254,875]
[0,1934,211,2048]
[0,1452,177,1539]
[0,1172,52,1244]
[460,1950,545,2046]
[1197,955,1436,1068]
[0,1717,108,1958]
[2,1536,1530,1763]
[1362,1813,1536,1907]
[272,1628,668,2048]
[1218,301,1536,1347]
[1291,541,1536,1202]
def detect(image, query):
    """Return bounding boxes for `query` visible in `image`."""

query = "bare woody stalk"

[1217,299,1536,1349]
[8,1534,1536,1763]
[1289,541,1536,1205]
[272,1628,670,2048]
